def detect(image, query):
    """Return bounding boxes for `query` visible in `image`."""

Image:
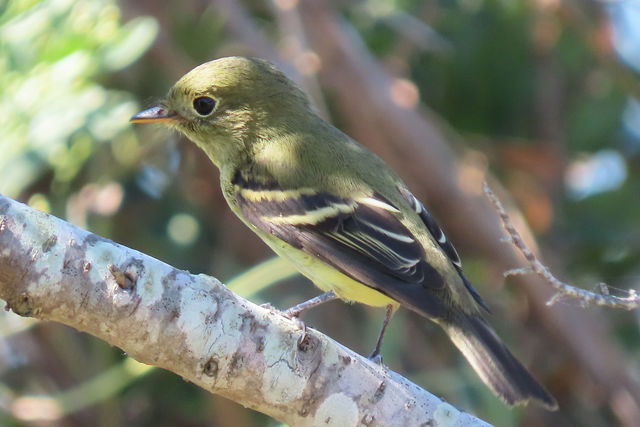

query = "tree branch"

[483,183,640,310]
[0,194,489,427]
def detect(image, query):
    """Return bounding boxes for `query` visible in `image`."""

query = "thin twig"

[484,182,640,310]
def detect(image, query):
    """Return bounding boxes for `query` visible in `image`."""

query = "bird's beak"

[130,105,179,124]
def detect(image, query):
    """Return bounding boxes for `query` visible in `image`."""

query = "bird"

[131,56,557,410]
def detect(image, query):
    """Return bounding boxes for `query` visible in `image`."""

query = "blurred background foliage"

[1,0,639,426]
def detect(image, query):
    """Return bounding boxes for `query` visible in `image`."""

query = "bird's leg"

[369,304,397,364]
[282,290,338,319]
[282,291,338,347]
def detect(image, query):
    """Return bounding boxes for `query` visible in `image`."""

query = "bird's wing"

[231,172,483,319]
[398,187,489,312]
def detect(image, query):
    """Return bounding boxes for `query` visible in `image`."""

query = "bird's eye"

[193,96,216,116]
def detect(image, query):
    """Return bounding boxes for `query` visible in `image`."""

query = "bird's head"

[131,56,311,167]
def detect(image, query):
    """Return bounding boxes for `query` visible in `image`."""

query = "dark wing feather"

[398,187,462,267]
[232,172,449,319]
[398,186,490,312]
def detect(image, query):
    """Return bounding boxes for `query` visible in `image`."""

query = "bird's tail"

[442,313,558,410]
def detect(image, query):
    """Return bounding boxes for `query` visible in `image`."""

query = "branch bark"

[0,194,489,427]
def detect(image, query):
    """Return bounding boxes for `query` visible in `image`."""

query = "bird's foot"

[281,310,309,347]
[368,351,384,365]
[259,302,277,311]
[293,319,310,348]
[281,307,299,320]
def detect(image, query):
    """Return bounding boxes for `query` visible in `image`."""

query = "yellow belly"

[262,234,398,308]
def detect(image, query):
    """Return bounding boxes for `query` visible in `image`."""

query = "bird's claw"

[260,302,277,311]
[368,352,384,365]
[287,315,310,348]
[282,307,300,319]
